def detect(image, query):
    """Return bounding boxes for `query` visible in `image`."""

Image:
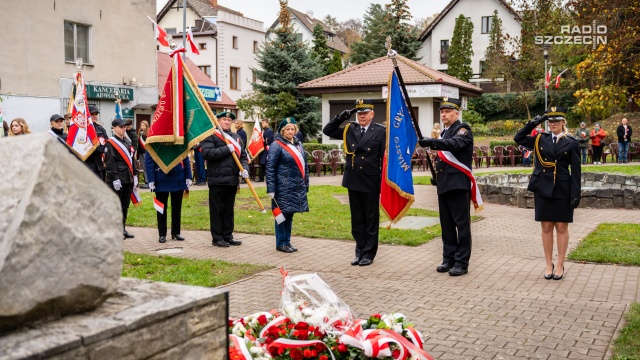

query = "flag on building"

[66,72,99,161]
[145,47,216,173]
[247,118,265,159]
[545,66,553,89]
[148,16,171,47]
[186,27,200,55]
[380,71,418,225]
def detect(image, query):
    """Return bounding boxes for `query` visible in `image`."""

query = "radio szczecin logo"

[535,20,607,49]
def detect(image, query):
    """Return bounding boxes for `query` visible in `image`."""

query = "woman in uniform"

[514,107,581,280]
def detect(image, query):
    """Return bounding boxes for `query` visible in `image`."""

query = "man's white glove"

[113,179,122,191]
[239,170,249,179]
[134,176,138,187]
[268,192,275,199]
[149,182,155,191]
[186,179,193,187]
[227,144,235,153]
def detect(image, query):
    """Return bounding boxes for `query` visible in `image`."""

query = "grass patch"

[612,302,640,360]
[568,224,640,265]
[127,185,443,246]
[122,252,270,287]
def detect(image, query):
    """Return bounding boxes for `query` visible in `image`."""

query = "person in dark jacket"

[145,152,193,243]
[258,119,274,182]
[48,114,68,144]
[514,107,581,281]
[192,143,207,184]
[235,119,247,148]
[419,98,475,276]
[85,105,109,180]
[200,111,249,247]
[617,118,633,163]
[323,99,386,266]
[125,119,138,156]
[105,118,137,239]
[266,117,310,253]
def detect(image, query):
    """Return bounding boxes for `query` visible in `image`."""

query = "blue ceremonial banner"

[380,71,418,224]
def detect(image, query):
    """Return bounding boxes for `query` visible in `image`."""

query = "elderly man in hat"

[323,99,386,266]
[418,98,475,276]
[105,117,137,239]
[82,105,109,180]
[574,121,590,164]
[48,114,68,144]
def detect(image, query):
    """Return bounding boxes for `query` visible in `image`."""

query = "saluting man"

[419,98,475,276]
[105,117,138,239]
[323,99,386,266]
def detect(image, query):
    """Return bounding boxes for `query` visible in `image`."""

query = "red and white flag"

[554,68,568,89]
[130,188,142,207]
[66,72,99,161]
[247,118,265,159]
[148,16,171,47]
[186,27,200,55]
[545,66,552,89]
[153,197,165,214]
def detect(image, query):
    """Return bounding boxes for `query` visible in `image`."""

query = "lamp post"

[543,44,549,131]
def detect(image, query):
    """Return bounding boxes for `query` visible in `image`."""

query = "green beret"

[278,117,297,132]
[216,111,236,120]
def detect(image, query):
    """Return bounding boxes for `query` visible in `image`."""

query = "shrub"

[303,143,339,153]
[471,124,490,136]
[463,109,485,124]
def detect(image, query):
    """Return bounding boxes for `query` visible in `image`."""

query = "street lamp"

[543,44,549,131]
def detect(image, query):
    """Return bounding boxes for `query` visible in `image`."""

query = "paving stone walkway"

[124,168,640,359]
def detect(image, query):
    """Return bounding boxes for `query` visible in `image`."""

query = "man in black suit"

[84,105,109,180]
[323,99,386,266]
[258,119,274,182]
[418,98,474,276]
[235,119,247,148]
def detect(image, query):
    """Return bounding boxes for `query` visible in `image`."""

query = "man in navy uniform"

[418,98,474,276]
[323,99,386,266]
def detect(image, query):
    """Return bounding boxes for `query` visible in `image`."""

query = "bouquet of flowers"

[228,272,433,360]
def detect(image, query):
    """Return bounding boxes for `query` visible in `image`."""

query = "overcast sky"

[157,0,452,27]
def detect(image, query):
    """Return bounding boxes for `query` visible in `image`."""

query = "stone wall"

[477,173,640,209]
[0,278,228,360]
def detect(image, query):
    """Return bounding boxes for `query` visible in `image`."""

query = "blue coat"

[145,152,193,192]
[266,134,309,214]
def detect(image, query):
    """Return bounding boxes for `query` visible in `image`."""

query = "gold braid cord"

[534,134,557,185]
[342,123,356,169]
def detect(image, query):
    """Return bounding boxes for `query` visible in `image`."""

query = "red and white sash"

[437,150,483,211]
[139,136,146,151]
[215,130,241,156]
[276,140,305,179]
[107,137,134,176]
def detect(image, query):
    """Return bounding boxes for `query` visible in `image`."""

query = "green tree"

[251,0,323,137]
[483,10,505,79]
[447,14,474,82]
[349,4,388,65]
[311,24,330,75]
[327,50,343,74]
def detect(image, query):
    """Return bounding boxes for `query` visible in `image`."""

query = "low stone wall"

[0,278,228,359]
[477,173,640,209]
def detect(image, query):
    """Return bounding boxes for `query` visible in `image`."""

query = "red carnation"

[310,349,318,357]
[320,356,329,360]
[295,321,309,330]
[337,344,348,353]
[290,348,304,360]
[315,343,325,352]
[264,337,274,345]
[303,349,312,357]
[297,329,309,340]
[257,314,268,326]
[392,349,400,358]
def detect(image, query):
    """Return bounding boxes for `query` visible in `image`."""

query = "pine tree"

[447,15,474,82]
[311,24,330,75]
[327,50,343,74]
[350,4,388,65]
[483,10,505,80]
[250,0,323,137]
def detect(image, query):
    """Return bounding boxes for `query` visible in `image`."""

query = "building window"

[230,67,239,90]
[232,36,238,49]
[479,60,486,76]
[440,40,449,64]
[198,65,211,77]
[199,43,207,50]
[64,21,91,63]
[482,16,493,34]
[253,41,258,53]
[165,28,177,35]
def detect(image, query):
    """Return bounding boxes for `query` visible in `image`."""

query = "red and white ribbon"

[339,324,434,360]
[229,334,252,360]
[267,338,336,360]
[259,315,288,339]
[276,140,305,179]
[437,150,483,211]
[215,130,242,157]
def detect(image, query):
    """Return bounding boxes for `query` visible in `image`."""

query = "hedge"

[469,90,579,124]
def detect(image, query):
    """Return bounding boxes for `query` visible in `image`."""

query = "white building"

[417,0,521,85]
[157,0,265,120]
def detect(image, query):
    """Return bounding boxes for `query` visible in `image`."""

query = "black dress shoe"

[159,236,166,243]
[276,246,294,253]
[358,258,373,266]
[351,257,362,266]
[544,264,555,280]
[212,240,230,247]
[123,230,135,239]
[287,244,298,252]
[553,266,565,280]
[171,234,185,241]
[226,239,242,246]
[436,263,453,273]
[448,266,468,276]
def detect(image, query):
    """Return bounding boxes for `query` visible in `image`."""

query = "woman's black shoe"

[553,266,565,280]
[171,234,185,241]
[544,264,554,280]
[159,236,166,243]
[276,246,295,253]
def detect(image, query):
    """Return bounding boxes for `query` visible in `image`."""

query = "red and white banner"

[272,206,286,225]
[276,140,305,179]
[247,118,265,159]
[148,16,170,47]
[554,68,568,89]
[545,66,553,89]
[154,197,165,214]
[186,27,200,55]
[66,72,99,161]
[437,150,483,211]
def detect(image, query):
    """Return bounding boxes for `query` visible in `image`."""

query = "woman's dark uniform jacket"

[428,120,474,193]
[105,136,137,184]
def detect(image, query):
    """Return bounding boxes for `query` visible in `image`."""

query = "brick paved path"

[125,169,640,359]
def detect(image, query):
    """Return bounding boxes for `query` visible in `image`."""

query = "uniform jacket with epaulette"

[323,116,386,193]
[515,121,581,199]
[200,130,249,186]
[428,120,474,195]
[105,135,137,184]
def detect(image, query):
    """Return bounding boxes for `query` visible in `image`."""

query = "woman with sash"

[266,117,310,253]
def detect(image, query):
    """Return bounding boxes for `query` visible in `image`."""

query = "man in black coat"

[105,118,137,239]
[84,105,109,181]
[616,118,633,163]
[418,98,474,276]
[200,111,250,247]
[258,119,274,182]
[235,119,247,148]
[323,99,386,266]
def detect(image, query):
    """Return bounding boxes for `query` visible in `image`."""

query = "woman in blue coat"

[145,152,193,243]
[266,117,309,253]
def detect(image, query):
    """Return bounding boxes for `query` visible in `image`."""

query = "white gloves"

[268,192,275,199]
[227,144,235,153]
[134,176,138,187]
[239,170,249,179]
[149,182,155,191]
[113,179,122,191]
[186,179,193,187]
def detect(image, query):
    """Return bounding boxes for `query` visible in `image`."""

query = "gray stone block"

[612,196,624,208]
[598,198,613,208]
[584,197,599,208]
[611,189,624,196]
[583,173,595,181]
[596,189,613,198]
[0,135,123,332]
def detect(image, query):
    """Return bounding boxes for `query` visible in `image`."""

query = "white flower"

[250,346,265,355]
[232,322,246,337]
